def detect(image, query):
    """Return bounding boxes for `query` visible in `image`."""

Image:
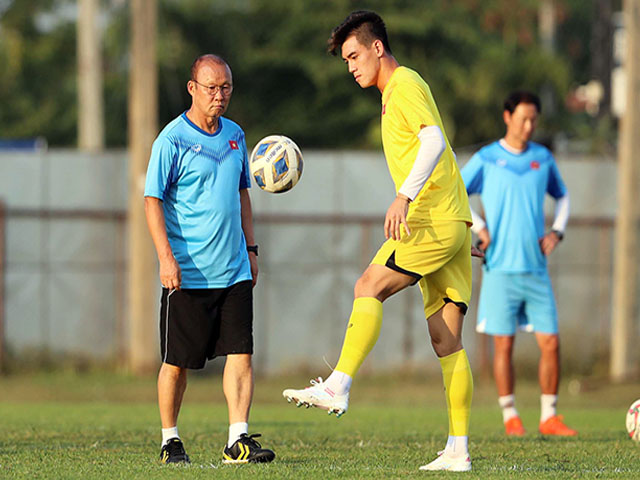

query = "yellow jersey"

[381,67,471,225]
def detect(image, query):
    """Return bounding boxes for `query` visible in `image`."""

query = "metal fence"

[0,150,633,376]
[0,205,127,367]
[0,205,621,376]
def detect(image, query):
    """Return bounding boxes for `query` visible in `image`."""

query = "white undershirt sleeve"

[469,205,486,234]
[398,125,445,201]
[551,193,570,233]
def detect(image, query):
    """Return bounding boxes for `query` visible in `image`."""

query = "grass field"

[0,371,639,479]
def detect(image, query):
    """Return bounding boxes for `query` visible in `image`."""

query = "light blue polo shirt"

[461,141,567,273]
[144,112,252,288]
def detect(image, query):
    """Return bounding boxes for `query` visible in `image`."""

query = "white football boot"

[282,377,349,417]
[419,450,472,472]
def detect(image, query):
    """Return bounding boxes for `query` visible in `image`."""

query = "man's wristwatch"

[247,245,259,256]
[551,230,564,241]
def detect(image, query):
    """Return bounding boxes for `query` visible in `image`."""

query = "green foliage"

[0,0,76,144]
[0,0,610,149]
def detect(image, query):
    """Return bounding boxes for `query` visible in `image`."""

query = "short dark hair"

[190,54,229,81]
[327,11,392,56]
[504,91,541,113]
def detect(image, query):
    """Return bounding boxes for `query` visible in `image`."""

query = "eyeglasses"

[192,79,233,96]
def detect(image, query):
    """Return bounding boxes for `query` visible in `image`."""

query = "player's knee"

[538,334,559,354]
[160,363,187,381]
[493,337,515,356]
[353,276,365,297]
[226,353,253,369]
[354,273,378,298]
[431,334,462,358]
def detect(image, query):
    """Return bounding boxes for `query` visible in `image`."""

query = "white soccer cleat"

[418,450,472,472]
[282,377,349,417]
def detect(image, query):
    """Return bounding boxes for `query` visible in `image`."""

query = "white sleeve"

[398,125,445,201]
[469,205,486,234]
[551,193,570,233]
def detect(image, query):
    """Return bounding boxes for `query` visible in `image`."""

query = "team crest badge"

[530,161,540,170]
[229,140,239,150]
[191,144,202,153]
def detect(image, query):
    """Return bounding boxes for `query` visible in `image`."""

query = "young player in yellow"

[283,11,479,472]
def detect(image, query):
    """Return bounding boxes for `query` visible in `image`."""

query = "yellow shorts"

[371,220,472,319]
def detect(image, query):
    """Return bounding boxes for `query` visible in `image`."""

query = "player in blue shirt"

[461,91,576,437]
[144,54,275,464]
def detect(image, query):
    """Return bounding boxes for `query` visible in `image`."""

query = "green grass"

[0,372,638,478]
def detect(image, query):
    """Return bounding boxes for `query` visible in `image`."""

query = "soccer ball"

[249,135,303,193]
[626,399,640,441]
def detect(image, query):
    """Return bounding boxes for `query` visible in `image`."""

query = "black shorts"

[159,280,254,369]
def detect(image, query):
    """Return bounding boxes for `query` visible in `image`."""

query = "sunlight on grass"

[0,372,638,479]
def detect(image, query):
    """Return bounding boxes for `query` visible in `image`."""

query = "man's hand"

[385,195,411,240]
[159,254,181,290]
[540,231,561,255]
[470,227,490,258]
[249,252,258,287]
[476,227,491,251]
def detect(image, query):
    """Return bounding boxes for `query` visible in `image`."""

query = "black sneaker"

[159,437,190,464]
[222,433,275,464]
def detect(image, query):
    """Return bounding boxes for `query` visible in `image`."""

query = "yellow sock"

[334,297,383,377]
[439,349,473,436]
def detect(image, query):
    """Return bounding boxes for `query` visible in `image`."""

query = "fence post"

[0,200,5,372]
[611,0,640,382]
[128,0,158,373]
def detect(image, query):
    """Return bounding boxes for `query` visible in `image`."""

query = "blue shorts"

[476,270,558,336]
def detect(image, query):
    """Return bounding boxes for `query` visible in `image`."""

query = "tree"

[0,0,77,145]
[0,0,610,150]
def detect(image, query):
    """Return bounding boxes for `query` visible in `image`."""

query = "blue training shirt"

[144,112,252,288]
[461,141,567,273]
